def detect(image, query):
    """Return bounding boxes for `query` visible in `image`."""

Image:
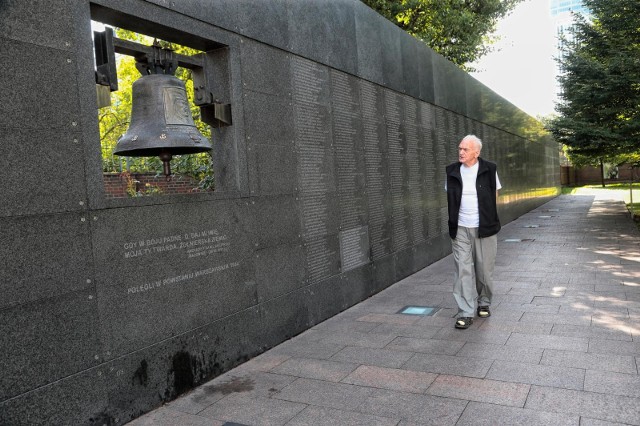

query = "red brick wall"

[103,173,206,198]
[561,163,636,186]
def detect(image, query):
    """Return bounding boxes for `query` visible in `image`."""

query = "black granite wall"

[0,0,559,424]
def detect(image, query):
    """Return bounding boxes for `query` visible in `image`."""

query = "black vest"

[446,158,501,239]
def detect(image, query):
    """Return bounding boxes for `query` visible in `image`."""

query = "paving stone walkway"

[128,193,640,426]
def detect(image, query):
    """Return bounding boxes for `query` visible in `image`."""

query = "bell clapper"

[159,150,173,179]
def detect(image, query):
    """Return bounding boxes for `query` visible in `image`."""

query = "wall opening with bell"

[92,19,231,198]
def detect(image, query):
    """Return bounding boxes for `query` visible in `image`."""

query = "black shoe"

[455,317,473,329]
[477,306,491,318]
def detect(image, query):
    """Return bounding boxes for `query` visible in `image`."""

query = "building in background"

[550,0,589,61]
[551,0,589,29]
[551,0,589,167]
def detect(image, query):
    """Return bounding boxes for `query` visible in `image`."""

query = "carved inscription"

[434,107,449,234]
[293,57,334,283]
[404,96,425,244]
[305,238,337,283]
[122,229,229,260]
[118,225,239,296]
[299,193,330,240]
[127,261,241,295]
[361,80,391,260]
[331,71,365,231]
[420,102,437,238]
[339,226,370,272]
[385,90,409,251]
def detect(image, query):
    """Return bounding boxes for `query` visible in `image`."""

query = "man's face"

[458,139,479,167]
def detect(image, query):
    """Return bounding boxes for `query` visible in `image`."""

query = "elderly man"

[445,135,502,329]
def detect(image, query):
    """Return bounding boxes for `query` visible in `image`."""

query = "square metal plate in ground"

[523,224,539,228]
[397,306,439,316]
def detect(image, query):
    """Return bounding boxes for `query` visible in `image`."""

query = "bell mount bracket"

[93,27,231,127]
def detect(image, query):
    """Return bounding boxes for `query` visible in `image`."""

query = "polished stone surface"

[129,194,640,426]
[0,213,93,310]
[1,0,561,424]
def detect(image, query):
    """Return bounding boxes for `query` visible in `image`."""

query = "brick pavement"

[128,192,640,426]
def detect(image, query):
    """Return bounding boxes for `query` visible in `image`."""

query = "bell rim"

[113,145,212,157]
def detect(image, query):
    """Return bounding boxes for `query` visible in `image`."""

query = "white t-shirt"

[447,162,502,228]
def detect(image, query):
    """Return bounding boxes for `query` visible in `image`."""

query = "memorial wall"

[0,0,560,424]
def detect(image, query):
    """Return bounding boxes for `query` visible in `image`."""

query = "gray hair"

[461,134,482,151]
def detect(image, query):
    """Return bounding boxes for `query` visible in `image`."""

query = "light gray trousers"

[451,226,497,318]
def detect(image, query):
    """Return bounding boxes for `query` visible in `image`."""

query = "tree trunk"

[600,158,605,187]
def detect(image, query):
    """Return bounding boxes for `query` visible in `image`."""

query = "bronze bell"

[114,73,212,177]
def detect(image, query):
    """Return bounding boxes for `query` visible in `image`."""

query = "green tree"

[361,0,522,70]
[547,0,640,176]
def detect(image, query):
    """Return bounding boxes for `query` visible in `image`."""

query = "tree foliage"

[98,28,214,192]
[548,0,640,166]
[361,0,522,70]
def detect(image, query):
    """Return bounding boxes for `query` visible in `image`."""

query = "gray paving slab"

[456,401,579,426]
[166,372,296,415]
[358,388,467,425]
[579,418,632,426]
[595,299,640,311]
[506,287,564,296]
[402,353,494,378]
[455,342,544,364]
[271,357,358,382]
[269,334,345,359]
[330,345,414,368]
[496,302,561,314]
[355,312,422,325]
[286,406,398,426]
[559,305,630,317]
[303,329,398,349]
[588,338,640,356]
[431,327,512,344]
[542,348,637,374]
[532,296,594,306]
[584,370,640,398]
[198,394,306,425]
[551,323,633,341]
[368,322,442,339]
[385,336,465,355]
[126,407,223,426]
[341,365,437,393]
[128,194,640,426]
[525,385,640,425]
[506,332,589,352]
[520,312,592,326]
[426,374,530,406]
[312,318,380,333]
[476,319,553,335]
[232,353,291,373]
[486,360,585,390]
[273,378,374,411]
